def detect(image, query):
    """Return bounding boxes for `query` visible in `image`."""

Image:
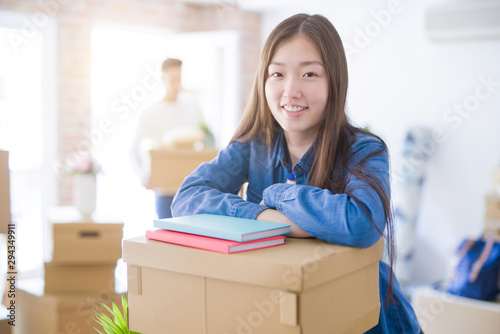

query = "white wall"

[260,0,500,284]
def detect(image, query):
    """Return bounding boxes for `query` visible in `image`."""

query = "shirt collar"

[274,131,286,168]
[274,131,316,172]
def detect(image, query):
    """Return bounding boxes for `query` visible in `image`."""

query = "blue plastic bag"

[446,236,500,301]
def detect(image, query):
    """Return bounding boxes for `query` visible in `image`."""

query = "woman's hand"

[256,206,312,238]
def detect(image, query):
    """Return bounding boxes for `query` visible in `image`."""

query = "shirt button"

[295,166,301,171]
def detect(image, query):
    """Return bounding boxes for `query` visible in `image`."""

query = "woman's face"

[265,36,329,141]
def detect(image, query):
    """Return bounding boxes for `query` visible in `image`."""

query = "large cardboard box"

[124,236,383,334]
[148,148,219,193]
[16,287,123,334]
[0,150,11,234]
[486,195,500,219]
[44,262,116,294]
[52,221,123,264]
[412,287,500,334]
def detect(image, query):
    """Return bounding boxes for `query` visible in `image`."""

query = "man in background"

[130,58,204,218]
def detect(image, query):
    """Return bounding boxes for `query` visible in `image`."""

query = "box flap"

[279,291,297,326]
[128,265,142,295]
[150,148,219,159]
[123,236,383,292]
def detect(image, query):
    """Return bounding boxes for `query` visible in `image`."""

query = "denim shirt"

[172,131,421,333]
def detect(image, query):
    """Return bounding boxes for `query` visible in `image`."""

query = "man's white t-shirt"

[130,95,203,183]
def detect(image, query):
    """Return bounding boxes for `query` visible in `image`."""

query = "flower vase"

[74,173,96,220]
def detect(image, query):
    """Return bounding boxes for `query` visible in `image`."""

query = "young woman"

[172,13,422,333]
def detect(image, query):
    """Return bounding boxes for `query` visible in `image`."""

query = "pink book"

[146,229,286,254]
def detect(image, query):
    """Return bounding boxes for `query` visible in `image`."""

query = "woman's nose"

[283,77,301,99]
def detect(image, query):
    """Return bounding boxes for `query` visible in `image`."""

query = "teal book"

[153,214,291,242]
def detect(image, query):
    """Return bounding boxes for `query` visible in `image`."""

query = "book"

[146,229,286,254]
[153,214,291,242]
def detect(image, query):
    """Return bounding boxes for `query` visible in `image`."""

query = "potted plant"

[90,294,141,334]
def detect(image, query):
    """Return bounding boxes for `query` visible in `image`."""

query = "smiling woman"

[172,13,423,333]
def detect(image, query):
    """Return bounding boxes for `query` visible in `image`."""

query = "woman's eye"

[304,72,317,78]
[270,72,283,77]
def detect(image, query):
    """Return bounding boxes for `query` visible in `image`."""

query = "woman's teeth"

[283,105,306,112]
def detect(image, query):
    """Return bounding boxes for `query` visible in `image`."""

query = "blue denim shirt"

[172,131,421,333]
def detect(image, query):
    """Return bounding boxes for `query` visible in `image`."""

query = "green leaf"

[92,306,119,333]
[121,294,129,332]
[89,295,142,334]
[111,299,126,329]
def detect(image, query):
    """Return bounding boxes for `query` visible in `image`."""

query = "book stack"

[146,213,291,253]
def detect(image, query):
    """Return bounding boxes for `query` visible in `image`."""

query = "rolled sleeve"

[172,141,259,218]
[231,200,268,220]
[262,183,295,210]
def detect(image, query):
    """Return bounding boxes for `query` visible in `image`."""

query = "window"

[0,11,57,275]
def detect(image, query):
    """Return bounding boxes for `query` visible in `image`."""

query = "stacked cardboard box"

[484,168,500,240]
[124,235,383,333]
[0,151,12,333]
[485,195,500,220]
[16,216,124,334]
[493,168,500,196]
[0,150,10,233]
[412,287,500,334]
[16,280,123,334]
[148,148,219,193]
[45,219,124,294]
[0,306,12,333]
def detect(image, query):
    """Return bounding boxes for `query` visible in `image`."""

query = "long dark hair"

[232,13,395,301]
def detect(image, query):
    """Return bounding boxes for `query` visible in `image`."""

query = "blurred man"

[130,58,204,218]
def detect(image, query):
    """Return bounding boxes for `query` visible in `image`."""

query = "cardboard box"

[412,287,500,334]
[124,236,383,334]
[0,150,11,234]
[16,287,123,334]
[52,221,123,264]
[0,305,12,334]
[44,262,116,294]
[484,218,500,241]
[486,195,500,219]
[493,169,500,195]
[148,148,219,193]
[0,319,11,334]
